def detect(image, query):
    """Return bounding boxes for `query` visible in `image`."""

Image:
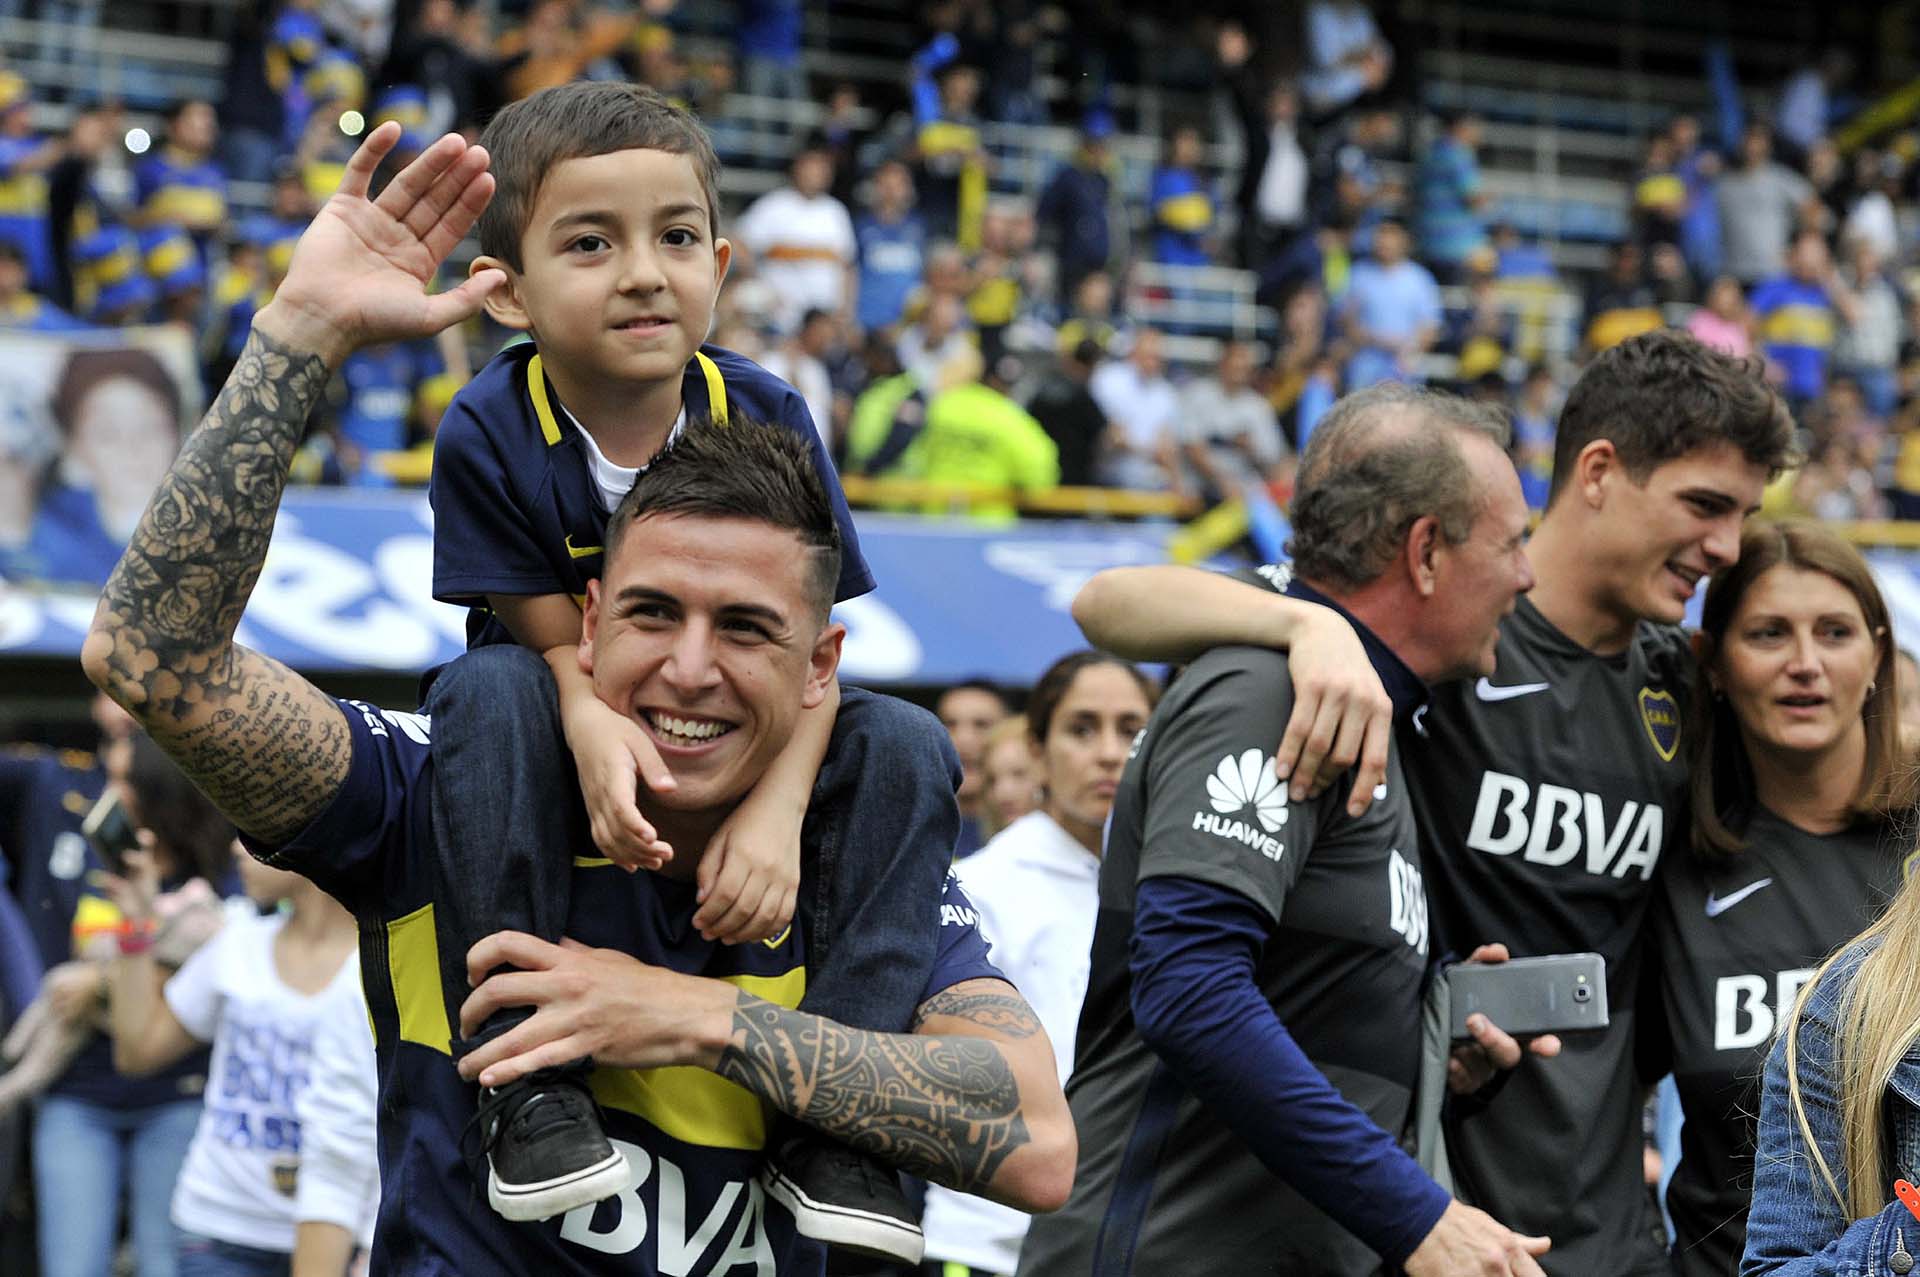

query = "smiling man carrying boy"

[421,84,934,1258]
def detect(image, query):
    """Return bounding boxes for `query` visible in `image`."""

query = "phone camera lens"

[1573,986,1593,1003]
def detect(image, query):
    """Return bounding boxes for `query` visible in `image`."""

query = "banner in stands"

[0,493,1178,687]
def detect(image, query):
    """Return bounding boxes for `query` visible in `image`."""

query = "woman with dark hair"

[25,732,233,1277]
[922,650,1159,1277]
[1638,520,1917,1277]
[25,346,183,587]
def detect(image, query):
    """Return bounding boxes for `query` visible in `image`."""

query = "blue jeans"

[424,646,946,1054]
[33,1094,201,1277]
[177,1233,288,1277]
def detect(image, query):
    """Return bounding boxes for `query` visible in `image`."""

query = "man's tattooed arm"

[715,977,1074,1209]
[82,327,353,843]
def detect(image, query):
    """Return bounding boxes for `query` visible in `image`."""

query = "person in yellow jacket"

[919,349,1060,523]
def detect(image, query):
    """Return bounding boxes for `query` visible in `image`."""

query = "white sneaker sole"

[488,1147,632,1223]
[758,1162,926,1263]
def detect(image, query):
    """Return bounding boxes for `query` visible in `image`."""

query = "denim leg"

[424,644,585,1057]
[32,1096,123,1277]
[129,1099,200,1277]
[177,1233,290,1277]
[799,695,961,1033]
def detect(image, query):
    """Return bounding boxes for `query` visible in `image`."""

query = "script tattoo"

[716,988,1032,1193]
[88,327,351,842]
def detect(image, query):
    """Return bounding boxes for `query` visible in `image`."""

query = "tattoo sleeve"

[86,327,352,843]
[716,982,1038,1193]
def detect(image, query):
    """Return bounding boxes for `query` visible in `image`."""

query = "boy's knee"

[426,645,557,722]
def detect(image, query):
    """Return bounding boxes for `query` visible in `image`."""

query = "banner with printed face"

[0,327,202,592]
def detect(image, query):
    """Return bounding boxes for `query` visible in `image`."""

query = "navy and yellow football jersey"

[430,343,875,648]
[256,693,1004,1275]
[133,151,228,240]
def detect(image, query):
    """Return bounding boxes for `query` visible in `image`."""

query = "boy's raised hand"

[258,123,505,365]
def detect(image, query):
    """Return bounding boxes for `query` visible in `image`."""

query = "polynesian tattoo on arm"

[86,327,354,843]
[716,979,1041,1193]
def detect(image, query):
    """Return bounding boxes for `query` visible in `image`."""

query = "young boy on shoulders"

[425,82,929,1261]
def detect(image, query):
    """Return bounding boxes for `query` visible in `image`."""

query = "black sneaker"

[474,1071,630,1222]
[759,1132,924,1263]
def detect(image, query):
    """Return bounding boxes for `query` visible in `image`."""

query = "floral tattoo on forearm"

[88,327,351,842]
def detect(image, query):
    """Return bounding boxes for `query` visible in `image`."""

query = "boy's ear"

[713,237,732,290]
[470,254,531,330]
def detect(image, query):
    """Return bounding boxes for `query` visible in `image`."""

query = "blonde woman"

[1744,858,1920,1274]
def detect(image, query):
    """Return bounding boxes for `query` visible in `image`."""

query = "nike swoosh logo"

[564,534,602,560]
[1704,878,1775,918]
[1474,678,1551,702]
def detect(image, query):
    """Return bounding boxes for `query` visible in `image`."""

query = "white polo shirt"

[733,186,857,334]
[922,811,1101,1274]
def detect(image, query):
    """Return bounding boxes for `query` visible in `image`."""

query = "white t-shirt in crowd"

[759,349,835,447]
[922,812,1101,1274]
[165,910,364,1253]
[1089,359,1180,490]
[293,960,380,1249]
[734,186,857,334]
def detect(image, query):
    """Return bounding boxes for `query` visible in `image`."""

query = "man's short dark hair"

[1288,383,1511,592]
[1547,329,1795,506]
[606,417,841,623]
[476,82,721,272]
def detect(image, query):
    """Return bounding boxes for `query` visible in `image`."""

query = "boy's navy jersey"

[1022,623,1430,1275]
[0,745,211,1109]
[430,342,875,648]
[1645,812,1913,1277]
[1403,597,1692,1275]
[252,690,1004,1276]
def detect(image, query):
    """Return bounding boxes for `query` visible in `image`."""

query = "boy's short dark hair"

[477,82,721,272]
[1547,329,1795,505]
[606,416,841,623]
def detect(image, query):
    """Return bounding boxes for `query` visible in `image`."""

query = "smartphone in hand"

[1449,952,1609,1041]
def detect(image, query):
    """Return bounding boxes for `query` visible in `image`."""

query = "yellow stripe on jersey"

[382,900,806,1151]
[590,967,807,1150]
[386,901,454,1054]
[146,185,226,228]
[693,351,729,424]
[1155,190,1214,233]
[1761,303,1836,347]
[527,353,563,445]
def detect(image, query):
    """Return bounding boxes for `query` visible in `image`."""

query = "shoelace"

[458,1064,598,1170]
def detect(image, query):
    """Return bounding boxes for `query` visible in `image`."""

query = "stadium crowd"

[14,3,1920,1277]
[5,0,1920,534]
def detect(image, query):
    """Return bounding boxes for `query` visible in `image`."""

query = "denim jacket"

[1743,941,1920,1276]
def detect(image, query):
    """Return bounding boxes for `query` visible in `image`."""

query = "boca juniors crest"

[1638,687,1681,762]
